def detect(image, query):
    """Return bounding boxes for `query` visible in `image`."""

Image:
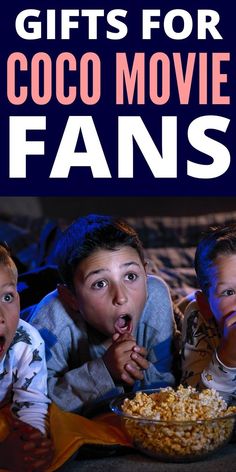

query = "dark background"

[1,196,236,219]
[39,196,236,218]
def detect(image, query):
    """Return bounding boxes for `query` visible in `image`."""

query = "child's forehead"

[213,253,236,265]
[0,261,17,282]
[78,246,142,270]
[209,254,236,277]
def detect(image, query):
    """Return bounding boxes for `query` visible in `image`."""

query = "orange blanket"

[0,404,132,471]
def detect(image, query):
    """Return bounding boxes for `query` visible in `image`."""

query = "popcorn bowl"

[110,386,236,462]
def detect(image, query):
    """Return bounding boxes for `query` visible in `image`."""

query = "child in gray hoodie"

[30,214,176,415]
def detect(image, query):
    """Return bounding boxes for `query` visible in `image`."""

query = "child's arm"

[6,322,54,469]
[46,339,124,411]
[32,295,128,411]
[12,335,50,435]
[181,299,217,388]
[200,311,236,400]
[182,295,236,400]
[217,311,236,367]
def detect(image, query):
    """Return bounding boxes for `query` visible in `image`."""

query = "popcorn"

[121,385,236,460]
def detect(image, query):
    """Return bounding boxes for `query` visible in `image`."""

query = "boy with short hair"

[0,243,53,471]
[30,214,176,414]
[181,223,236,402]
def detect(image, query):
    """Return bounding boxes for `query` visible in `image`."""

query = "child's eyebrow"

[217,280,234,286]
[121,261,141,268]
[84,261,141,280]
[0,282,16,289]
[216,281,235,290]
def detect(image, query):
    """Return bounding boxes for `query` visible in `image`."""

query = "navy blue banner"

[0,0,234,196]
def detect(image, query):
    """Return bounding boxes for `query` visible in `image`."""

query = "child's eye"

[222,288,235,297]
[2,293,14,303]
[125,273,138,282]
[92,280,107,290]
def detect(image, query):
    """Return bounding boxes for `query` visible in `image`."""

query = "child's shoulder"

[30,288,76,334]
[143,274,172,321]
[147,274,171,295]
[36,289,59,310]
[184,299,199,316]
[184,298,215,327]
[30,289,64,323]
[16,318,44,346]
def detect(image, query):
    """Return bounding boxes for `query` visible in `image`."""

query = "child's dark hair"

[195,223,236,296]
[55,214,145,289]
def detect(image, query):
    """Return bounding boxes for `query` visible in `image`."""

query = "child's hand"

[123,344,149,384]
[103,333,149,385]
[20,425,54,472]
[0,419,54,471]
[103,333,137,384]
[218,311,236,367]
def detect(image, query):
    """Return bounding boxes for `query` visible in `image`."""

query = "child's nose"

[112,285,128,305]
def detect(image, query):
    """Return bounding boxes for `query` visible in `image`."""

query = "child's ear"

[143,260,148,274]
[58,284,80,311]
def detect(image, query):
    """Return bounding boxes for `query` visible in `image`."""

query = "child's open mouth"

[0,336,6,355]
[114,314,133,335]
